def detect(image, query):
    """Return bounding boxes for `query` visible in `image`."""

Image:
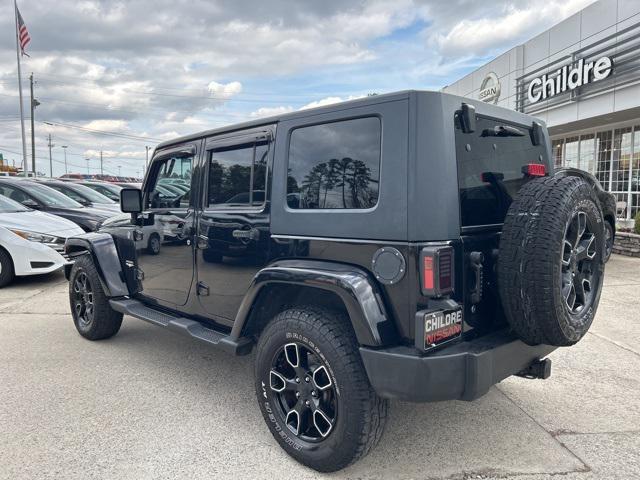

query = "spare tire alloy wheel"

[561,211,598,314]
[269,342,337,441]
[498,176,605,347]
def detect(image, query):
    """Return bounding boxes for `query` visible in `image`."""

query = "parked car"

[0,179,113,232]
[79,181,123,202]
[36,180,120,213]
[99,213,164,255]
[64,91,610,472]
[0,195,83,286]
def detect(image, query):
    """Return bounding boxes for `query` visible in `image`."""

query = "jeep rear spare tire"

[498,175,605,346]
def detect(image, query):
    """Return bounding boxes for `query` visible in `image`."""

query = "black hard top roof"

[155,89,418,151]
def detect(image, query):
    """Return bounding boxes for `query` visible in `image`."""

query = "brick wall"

[613,232,640,257]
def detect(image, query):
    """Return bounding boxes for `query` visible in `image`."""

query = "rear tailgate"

[455,114,552,331]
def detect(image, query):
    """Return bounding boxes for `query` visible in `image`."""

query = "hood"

[88,203,122,213]
[0,210,84,238]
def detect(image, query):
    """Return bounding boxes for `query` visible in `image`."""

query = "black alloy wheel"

[603,221,613,262]
[255,307,387,472]
[561,211,599,314]
[269,342,337,441]
[72,271,94,328]
[68,255,123,340]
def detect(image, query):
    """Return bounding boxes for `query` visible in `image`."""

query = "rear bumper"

[360,330,556,402]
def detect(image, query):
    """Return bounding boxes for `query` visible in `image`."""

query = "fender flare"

[555,167,616,248]
[229,260,397,347]
[64,232,129,298]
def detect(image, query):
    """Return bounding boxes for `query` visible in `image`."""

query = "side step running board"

[109,298,253,355]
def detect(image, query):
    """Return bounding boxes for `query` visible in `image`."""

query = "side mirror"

[21,199,40,210]
[120,188,142,214]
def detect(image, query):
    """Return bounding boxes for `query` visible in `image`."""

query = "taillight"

[420,246,454,297]
[522,163,546,177]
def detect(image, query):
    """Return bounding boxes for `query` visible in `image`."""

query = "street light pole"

[61,145,68,174]
[29,73,40,176]
[47,134,54,178]
[100,150,103,176]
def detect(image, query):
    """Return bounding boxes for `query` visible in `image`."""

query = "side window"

[51,186,83,203]
[207,139,268,207]
[287,117,381,209]
[1,185,29,204]
[148,154,193,209]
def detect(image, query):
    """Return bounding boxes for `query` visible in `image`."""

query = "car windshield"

[24,182,83,208]
[0,195,29,213]
[66,184,116,204]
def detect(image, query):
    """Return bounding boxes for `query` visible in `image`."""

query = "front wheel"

[69,255,123,340]
[0,248,15,288]
[603,221,613,263]
[254,307,387,472]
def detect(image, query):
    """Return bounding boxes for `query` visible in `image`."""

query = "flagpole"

[14,0,28,177]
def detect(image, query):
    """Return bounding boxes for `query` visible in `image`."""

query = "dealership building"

[443,0,640,221]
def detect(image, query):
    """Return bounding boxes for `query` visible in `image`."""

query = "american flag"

[16,7,30,56]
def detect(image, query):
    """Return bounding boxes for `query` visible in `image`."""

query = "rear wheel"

[146,233,161,255]
[603,221,613,263]
[0,248,14,288]
[498,175,605,346]
[69,255,123,340]
[254,306,387,472]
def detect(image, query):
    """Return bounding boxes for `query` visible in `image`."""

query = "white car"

[0,195,84,287]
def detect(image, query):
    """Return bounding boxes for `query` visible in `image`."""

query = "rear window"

[456,115,548,227]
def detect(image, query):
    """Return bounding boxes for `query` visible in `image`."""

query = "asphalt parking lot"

[1,255,639,480]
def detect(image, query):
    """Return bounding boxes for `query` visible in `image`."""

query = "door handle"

[232,228,260,241]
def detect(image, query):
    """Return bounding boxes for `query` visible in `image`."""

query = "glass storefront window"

[552,139,563,167]
[579,134,595,174]
[564,137,579,169]
[631,126,640,218]
[553,124,640,219]
[595,131,612,187]
[612,127,632,193]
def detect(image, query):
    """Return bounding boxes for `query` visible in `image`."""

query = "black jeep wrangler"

[64,91,614,472]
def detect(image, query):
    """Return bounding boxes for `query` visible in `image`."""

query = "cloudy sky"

[0,0,594,177]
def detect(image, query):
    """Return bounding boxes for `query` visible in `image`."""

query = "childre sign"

[527,56,613,104]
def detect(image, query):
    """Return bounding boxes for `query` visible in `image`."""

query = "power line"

[39,119,163,142]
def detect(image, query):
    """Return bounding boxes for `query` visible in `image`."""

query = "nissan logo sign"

[478,72,501,104]
[527,56,613,104]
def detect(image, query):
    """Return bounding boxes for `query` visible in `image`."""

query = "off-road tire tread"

[69,255,123,340]
[256,306,388,472]
[498,175,604,346]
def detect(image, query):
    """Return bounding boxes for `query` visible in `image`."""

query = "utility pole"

[118,165,121,177]
[145,146,149,173]
[61,145,68,174]
[47,133,54,178]
[29,73,39,176]
[100,150,103,176]
[85,158,90,175]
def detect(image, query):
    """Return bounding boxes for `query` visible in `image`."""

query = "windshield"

[66,184,116,204]
[25,182,84,208]
[0,195,29,213]
[456,115,549,227]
